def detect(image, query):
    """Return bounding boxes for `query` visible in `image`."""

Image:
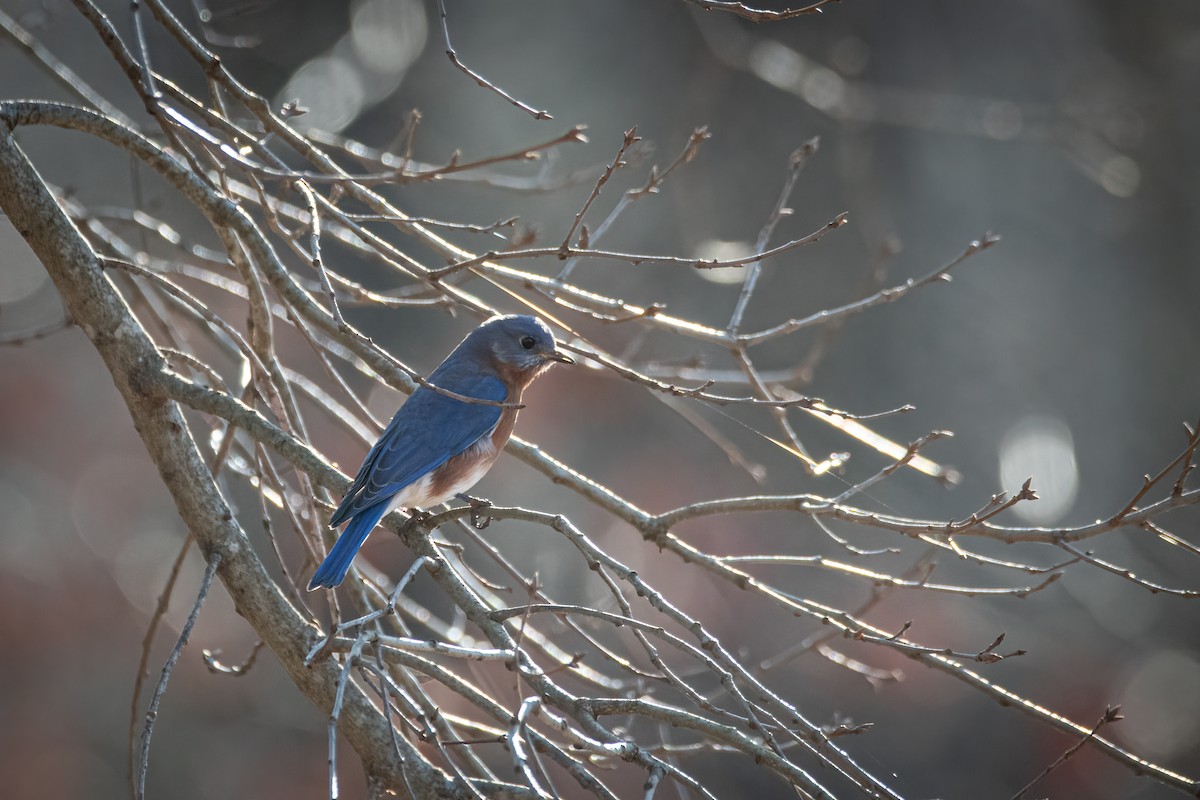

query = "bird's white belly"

[385,472,436,514]
[384,436,498,513]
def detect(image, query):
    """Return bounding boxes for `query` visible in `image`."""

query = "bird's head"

[475,315,573,374]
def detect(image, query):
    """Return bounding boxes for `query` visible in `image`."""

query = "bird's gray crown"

[463,314,570,370]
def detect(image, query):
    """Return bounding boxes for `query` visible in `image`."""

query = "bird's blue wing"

[329,372,506,527]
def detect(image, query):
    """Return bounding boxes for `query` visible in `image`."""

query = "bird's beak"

[544,347,574,364]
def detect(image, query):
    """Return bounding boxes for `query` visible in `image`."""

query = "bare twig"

[202,640,265,676]
[136,552,221,800]
[684,0,839,21]
[559,128,640,254]
[127,534,192,797]
[0,312,74,344]
[435,0,552,120]
[430,212,847,280]
[728,137,819,333]
[741,232,1000,346]
[1010,706,1124,800]
[1111,419,1200,523]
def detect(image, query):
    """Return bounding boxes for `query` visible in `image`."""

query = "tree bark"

[0,115,475,800]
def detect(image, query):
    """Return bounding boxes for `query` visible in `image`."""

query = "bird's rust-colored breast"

[426,354,551,504]
[426,396,522,503]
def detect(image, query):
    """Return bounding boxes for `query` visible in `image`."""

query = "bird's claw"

[456,493,494,529]
[404,509,435,529]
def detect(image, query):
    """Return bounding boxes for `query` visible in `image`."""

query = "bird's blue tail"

[308,503,390,590]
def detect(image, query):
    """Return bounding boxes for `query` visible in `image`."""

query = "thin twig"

[127,534,193,799]
[1010,706,1124,800]
[1111,419,1200,523]
[292,179,345,328]
[432,212,847,280]
[435,0,552,120]
[556,126,710,282]
[0,312,74,344]
[728,137,819,333]
[136,552,221,800]
[559,128,640,254]
[684,0,839,21]
[741,232,1000,346]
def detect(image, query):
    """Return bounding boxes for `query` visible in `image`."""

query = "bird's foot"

[403,509,436,529]
[455,493,494,529]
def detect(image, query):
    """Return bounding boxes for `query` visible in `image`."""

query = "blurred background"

[1,0,1198,798]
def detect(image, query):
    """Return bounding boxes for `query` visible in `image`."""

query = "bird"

[307,315,573,590]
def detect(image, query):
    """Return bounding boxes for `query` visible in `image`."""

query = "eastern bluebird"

[307,315,572,590]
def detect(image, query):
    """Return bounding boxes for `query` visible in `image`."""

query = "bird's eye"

[520,335,536,350]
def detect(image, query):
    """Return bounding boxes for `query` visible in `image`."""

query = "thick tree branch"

[0,119,517,800]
